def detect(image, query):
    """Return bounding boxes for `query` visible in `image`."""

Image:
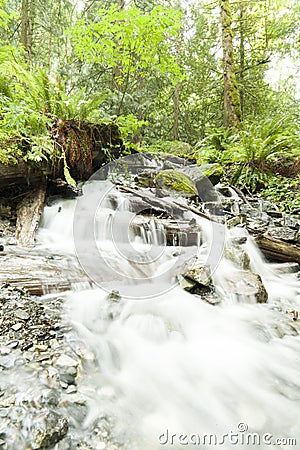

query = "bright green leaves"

[68,4,183,85]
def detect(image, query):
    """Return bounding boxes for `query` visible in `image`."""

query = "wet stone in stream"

[0,285,124,450]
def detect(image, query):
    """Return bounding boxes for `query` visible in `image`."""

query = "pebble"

[14,309,30,321]
[33,345,48,352]
[56,354,78,368]
[66,385,77,394]
[11,323,22,331]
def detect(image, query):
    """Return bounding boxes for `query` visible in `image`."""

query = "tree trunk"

[255,234,300,264]
[238,1,245,120]
[16,184,47,247]
[20,0,35,58]
[173,23,182,141]
[220,0,242,130]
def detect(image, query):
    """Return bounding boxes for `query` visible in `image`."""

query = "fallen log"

[16,184,47,247]
[0,250,91,295]
[0,161,46,190]
[117,184,217,223]
[255,234,300,264]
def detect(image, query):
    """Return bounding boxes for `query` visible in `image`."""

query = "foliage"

[138,140,194,159]
[194,116,300,194]
[260,175,300,212]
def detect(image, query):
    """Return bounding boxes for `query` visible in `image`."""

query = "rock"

[14,309,30,321]
[199,163,224,185]
[0,395,15,408]
[59,366,77,385]
[11,323,22,331]
[107,291,121,302]
[182,262,211,286]
[268,226,298,242]
[225,245,250,270]
[230,236,247,245]
[66,385,77,394]
[220,271,268,303]
[178,275,196,292]
[286,309,299,321]
[134,170,157,188]
[56,354,79,368]
[227,215,247,228]
[272,262,300,274]
[154,169,198,197]
[31,410,68,449]
[266,210,282,219]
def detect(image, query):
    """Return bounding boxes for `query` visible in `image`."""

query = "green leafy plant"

[194,117,300,193]
[260,175,300,212]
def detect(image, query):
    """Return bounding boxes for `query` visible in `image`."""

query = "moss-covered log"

[0,120,125,194]
[255,234,300,264]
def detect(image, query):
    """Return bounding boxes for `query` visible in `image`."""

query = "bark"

[255,234,300,264]
[173,33,181,141]
[16,184,47,247]
[238,1,245,119]
[220,0,242,130]
[20,0,35,58]
[0,251,89,295]
[0,161,45,190]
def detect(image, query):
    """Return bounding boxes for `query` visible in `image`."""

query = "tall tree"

[219,0,241,130]
[20,0,34,58]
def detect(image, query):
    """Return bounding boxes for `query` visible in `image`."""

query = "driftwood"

[16,185,47,247]
[0,250,90,296]
[117,184,217,222]
[0,161,46,190]
[255,234,300,264]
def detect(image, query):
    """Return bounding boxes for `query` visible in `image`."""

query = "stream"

[34,166,300,449]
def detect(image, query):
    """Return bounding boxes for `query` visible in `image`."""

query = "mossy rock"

[155,169,198,196]
[199,163,224,185]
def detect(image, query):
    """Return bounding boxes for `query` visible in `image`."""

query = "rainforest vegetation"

[0,0,299,210]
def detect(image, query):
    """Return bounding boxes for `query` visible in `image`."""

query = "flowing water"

[37,180,300,449]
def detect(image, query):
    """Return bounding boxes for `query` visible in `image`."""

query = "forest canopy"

[0,0,299,209]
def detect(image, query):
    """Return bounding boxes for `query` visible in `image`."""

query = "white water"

[38,181,300,449]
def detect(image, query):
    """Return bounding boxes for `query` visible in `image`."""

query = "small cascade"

[36,177,300,449]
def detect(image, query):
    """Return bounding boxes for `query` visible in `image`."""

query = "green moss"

[201,163,224,185]
[155,169,198,196]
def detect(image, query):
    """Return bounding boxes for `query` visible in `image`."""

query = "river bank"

[0,153,299,449]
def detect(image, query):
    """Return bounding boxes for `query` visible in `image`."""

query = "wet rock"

[59,366,77,385]
[107,291,121,302]
[225,245,250,270]
[155,169,198,197]
[56,354,78,368]
[230,236,247,245]
[31,410,68,449]
[183,263,211,286]
[178,275,196,292]
[134,171,156,188]
[272,262,300,274]
[14,308,30,321]
[268,226,298,242]
[266,210,282,219]
[286,309,299,321]
[220,271,268,303]
[227,215,247,228]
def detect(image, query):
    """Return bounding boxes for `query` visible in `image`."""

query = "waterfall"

[37,178,300,449]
